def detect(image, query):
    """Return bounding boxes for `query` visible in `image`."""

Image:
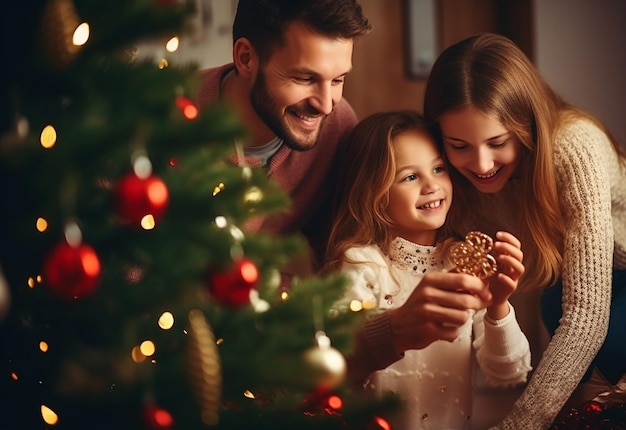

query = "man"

[196,0,371,276]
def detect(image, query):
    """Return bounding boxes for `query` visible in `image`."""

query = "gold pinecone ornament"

[186,309,222,426]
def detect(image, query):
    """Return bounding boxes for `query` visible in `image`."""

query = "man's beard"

[250,70,326,151]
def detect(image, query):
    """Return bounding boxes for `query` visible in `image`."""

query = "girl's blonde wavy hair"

[321,110,446,275]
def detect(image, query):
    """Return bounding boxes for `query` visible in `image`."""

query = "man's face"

[250,21,354,151]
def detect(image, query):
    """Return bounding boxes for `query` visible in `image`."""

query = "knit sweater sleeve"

[494,120,613,429]
[338,247,404,383]
[473,305,532,387]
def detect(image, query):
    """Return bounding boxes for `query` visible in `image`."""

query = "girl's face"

[438,106,522,193]
[387,129,452,246]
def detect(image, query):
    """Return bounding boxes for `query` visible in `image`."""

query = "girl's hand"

[486,231,525,320]
[389,271,492,353]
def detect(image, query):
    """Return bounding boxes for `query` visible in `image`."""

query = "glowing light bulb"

[40,125,57,149]
[165,36,179,52]
[158,312,174,330]
[41,405,58,425]
[36,217,48,232]
[73,22,90,46]
[140,340,156,357]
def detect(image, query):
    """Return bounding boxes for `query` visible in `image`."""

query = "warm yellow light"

[349,300,363,312]
[72,22,90,46]
[212,183,225,196]
[158,312,174,330]
[39,341,49,352]
[281,291,289,301]
[165,36,179,52]
[40,125,57,149]
[36,217,48,232]
[28,277,36,288]
[41,404,59,425]
[244,186,263,203]
[140,214,156,230]
[158,58,168,69]
[243,390,255,399]
[11,372,18,381]
[362,298,377,310]
[140,340,156,357]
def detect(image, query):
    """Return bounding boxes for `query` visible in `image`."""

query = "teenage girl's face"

[438,106,522,193]
[386,129,452,246]
[251,21,353,151]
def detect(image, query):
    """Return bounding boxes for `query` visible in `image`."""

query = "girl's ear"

[232,38,258,79]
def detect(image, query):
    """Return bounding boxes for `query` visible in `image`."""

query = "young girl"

[323,110,531,429]
[423,33,626,429]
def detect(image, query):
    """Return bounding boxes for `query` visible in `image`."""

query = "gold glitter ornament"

[447,231,498,279]
[186,309,222,426]
[302,332,346,390]
[39,0,82,70]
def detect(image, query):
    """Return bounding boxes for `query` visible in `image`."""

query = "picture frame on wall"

[403,0,439,79]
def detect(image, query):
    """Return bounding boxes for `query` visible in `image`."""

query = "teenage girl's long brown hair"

[423,33,625,291]
[322,110,439,274]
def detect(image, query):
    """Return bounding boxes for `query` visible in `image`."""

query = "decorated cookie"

[447,231,498,279]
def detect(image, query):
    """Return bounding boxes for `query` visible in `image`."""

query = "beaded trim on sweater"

[387,237,443,276]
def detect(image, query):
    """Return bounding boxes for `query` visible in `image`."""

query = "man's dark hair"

[232,0,371,62]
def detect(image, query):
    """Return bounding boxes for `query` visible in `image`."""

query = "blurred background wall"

[534,0,625,144]
[344,0,625,145]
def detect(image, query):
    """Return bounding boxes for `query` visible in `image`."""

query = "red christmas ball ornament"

[207,258,259,307]
[115,172,169,226]
[43,241,101,299]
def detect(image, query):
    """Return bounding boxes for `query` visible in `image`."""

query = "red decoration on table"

[115,172,169,225]
[43,241,101,299]
[207,258,259,307]
[550,400,626,429]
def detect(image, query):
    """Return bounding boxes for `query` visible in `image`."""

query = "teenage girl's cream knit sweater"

[477,118,626,429]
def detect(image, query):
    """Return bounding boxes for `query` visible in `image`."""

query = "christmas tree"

[0,0,396,428]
